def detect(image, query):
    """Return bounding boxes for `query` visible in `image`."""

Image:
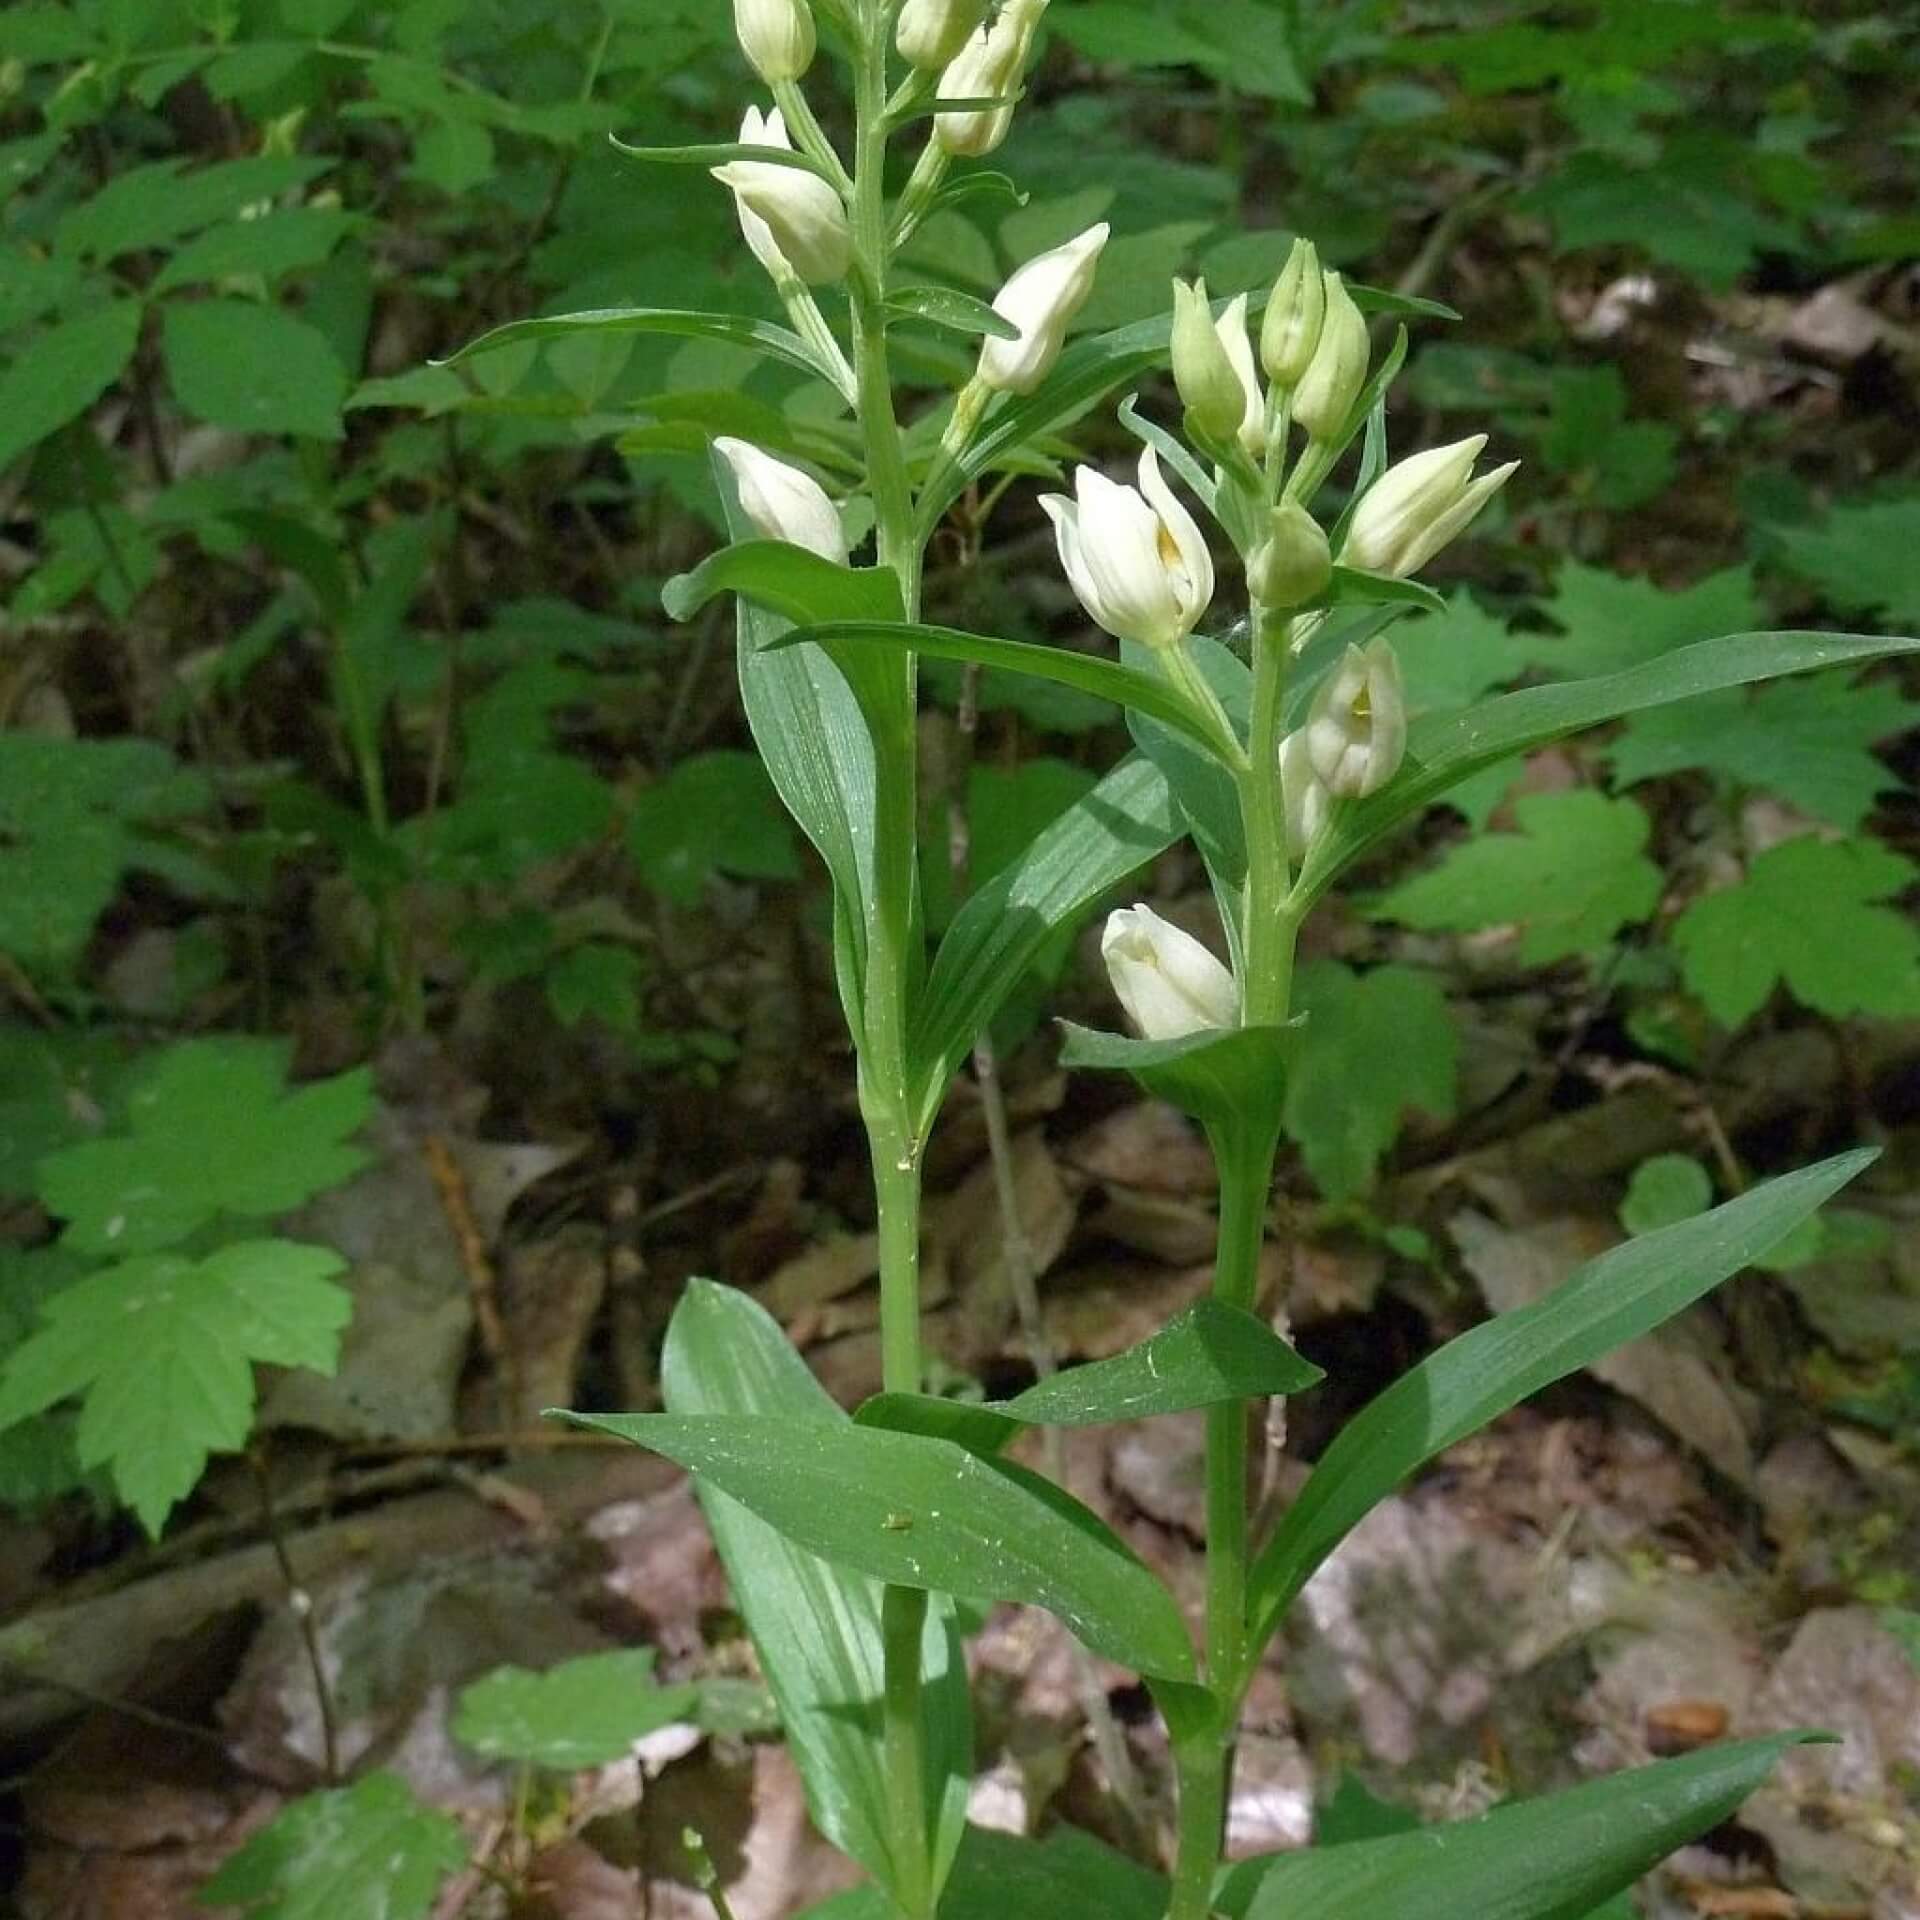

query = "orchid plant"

[442,3,1916,1915]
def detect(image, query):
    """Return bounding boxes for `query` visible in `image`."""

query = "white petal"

[1101,904,1239,1040]
[1074,465,1181,647]
[1136,446,1215,638]
[715,437,846,560]
[1219,294,1267,456]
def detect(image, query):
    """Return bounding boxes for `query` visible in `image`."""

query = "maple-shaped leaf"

[35,1037,372,1256]
[453,1648,699,1771]
[1370,791,1663,964]
[1671,836,1920,1027]
[0,1239,350,1534]
[199,1771,468,1920]
[1523,562,1763,679]
[1392,590,1537,715]
[1608,669,1916,829]
[1775,497,1920,627]
[1284,962,1458,1201]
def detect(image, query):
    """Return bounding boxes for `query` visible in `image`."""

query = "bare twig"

[248,1445,341,1785]
[423,1132,524,1436]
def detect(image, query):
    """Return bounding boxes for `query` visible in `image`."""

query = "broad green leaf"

[0,735,209,976]
[627,750,799,905]
[1217,1736,1823,1920]
[1293,630,1920,913]
[1247,1149,1874,1648]
[1538,367,1677,510]
[198,1770,467,1920]
[559,1408,1197,1683]
[150,208,359,292]
[1670,836,1920,1027]
[1619,1155,1713,1237]
[1059,1021,1294,1149]
[0,1239,351,1535]
[1126,635,1253,900]
[667,542,904,630]
[921,758,1098,934]
[1369,792,1663,964]
[912,755,1179,1132]
[163,301,349,440]
[999,1297,1320,1419]
[0,1031,134,1198]
[54,155,329,260]
[0,302,143,473]
[1393,591,1536,714]
[1533,562,1764,680]
[37,1038,372,1257]
[440,306,834,387]
[544,943,642,1033]
[1775,497,1920,627]
[1283,962,1457,1202]
[1609,670,1917,830]
[660,1280,972,1900]
[453,1649,698,1770]
[412,118,495,194]
[785,619,1242,763]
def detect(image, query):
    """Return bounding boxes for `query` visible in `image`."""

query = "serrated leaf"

[1776,497,1920,626]
[0,302,144,472]
[1670,836,1920,1027]
[627,750,800,906]
[1283,963,1457,1201]
[0,1240,350,1534]
[54,155,329,260]
[198,1770,468,1920]
[0,735,210,976]
[1539,367,1677,510]
[36,1038,372,1257]
[1608,669,1916,829]
[453,1649,697,1770]
[1370,791,1663,964]
[1532,563,1765,679]
[163,301,349,440]
[1393,593,1536,715]
[151,208,358,293]
[1247,1150,1873,1644]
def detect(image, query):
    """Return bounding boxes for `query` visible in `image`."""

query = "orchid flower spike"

[1040,447,1215,651]
[1277,727,1332,860]
[1102,904,1240,1040]
[712,116,851,285]
[979,222,1109,396]
[715,437,846,562]
[1342,435,1519,578]
[1291,270,1369,444]
[1305,638,1408,799]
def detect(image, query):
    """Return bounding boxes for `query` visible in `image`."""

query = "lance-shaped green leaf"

[437,306,832,386]
[776,620,1243,765]
[885,285,1021,341]
[660,1280,972,1900]
[1315,567,1448,618]
[1215,1735,1825,1920]
[665,541,903,630]
[1059,1021,1293,1150]
[1292,630,1920,912]
[610,133,836,179]
[1247,1148,1874,1653]
[910,755,1180,1132]
[556,1408,1197,1684]
[859,1300,1319,1452]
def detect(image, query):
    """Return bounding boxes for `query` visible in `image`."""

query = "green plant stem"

[1239,607,1297,1025]
[1166,1727,1229,1920]
[848,24,937,1918]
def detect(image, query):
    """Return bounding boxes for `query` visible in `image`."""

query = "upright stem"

[848,22,936,1917]
[1171,609,1302,1916]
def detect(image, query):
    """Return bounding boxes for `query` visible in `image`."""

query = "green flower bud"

[1260,237,1324,388]
[1248,500,1332,609]
[732,0,815,85]
[897,0,990,70]
[1291,270,1369,444]
[1171,277,1250,450]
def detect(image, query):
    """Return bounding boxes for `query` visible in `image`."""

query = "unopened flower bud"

[933,0,1046,157]
[1277,728,1332,860]
[1102,904,1239,1040]
[1247,500,1332,609]
[1260,237,1324,388]
[979,221,1108,395]
[733,0,815,84]
[1039,447,1215,651]
[715,437,846,561]
[712,133,851,285]
[1171,278,1249,450]
[1342,434,1519,578]
[1305,638,1407,798]
[898,0,990,70]
[1291,270,1368,443]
